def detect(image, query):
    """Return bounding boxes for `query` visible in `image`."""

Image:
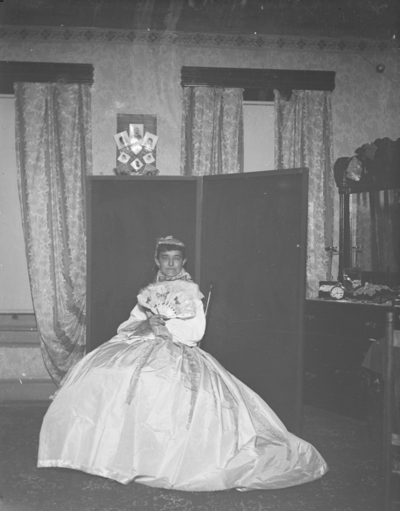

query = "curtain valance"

[181,67,335,93]
[0,61,94,94]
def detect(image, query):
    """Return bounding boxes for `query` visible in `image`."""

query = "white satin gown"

[38,282,328,491]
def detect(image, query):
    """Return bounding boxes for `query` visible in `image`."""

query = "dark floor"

[0,402,396,511]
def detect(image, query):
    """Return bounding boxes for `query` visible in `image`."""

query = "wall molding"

[0,25,398,53]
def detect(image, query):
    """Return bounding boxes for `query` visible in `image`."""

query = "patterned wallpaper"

[1,31,398,177]
[0,29,398,283]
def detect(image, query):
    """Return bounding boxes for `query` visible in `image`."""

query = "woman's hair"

[155,243,186,260]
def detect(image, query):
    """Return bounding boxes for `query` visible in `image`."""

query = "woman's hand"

[147,314,167,331]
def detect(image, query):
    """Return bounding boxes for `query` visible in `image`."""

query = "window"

[181,66,335,175]
[243,101,274,173]
[0,61,94,313]
[0,95,33,312]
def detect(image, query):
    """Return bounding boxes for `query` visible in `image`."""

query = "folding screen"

[87,176,199,350]
[87,169,308,433]
[200,170,308,432]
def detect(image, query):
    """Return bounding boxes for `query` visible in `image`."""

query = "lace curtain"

[180,87,244,176]
[275,90,334,297]
[14,82,92,385]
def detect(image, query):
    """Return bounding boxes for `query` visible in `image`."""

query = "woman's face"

[156,250,186,277]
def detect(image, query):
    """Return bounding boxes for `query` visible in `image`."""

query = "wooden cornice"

[0,61,94,94]
[181,66,335,92]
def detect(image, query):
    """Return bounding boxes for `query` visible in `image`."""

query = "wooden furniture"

[304,298,391,420]
[304,301,400,508]
[86,170,308,433]
[334,137,400,282]
[323,140,400,508]
[383,310,400,511]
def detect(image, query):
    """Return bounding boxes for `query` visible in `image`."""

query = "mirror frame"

[338,177,400,283]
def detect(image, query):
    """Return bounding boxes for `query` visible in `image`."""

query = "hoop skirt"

[38,284,328,491]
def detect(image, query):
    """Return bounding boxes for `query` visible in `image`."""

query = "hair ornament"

[156,236,185,248]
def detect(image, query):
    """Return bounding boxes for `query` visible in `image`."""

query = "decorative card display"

[142,132,158,151]
[143,152,155,164]
[118,151,130,164]
[144,164,159,176]
[114,163,131,175]
[113,121,159,176]
[129,124,144,144]
[131,158,144,172]
[130,143,142,155]
[114,131,130,150]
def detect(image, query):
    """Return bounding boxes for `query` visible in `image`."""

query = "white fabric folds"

[38,282,328,491]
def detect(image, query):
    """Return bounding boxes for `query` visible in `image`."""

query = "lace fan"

[137,282,196,319]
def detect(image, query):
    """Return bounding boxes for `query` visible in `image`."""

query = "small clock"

[329,285,345,300]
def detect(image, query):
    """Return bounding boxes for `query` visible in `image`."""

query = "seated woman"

[38,236,328,492]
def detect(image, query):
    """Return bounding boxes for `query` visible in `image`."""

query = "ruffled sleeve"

[165,299,206,347]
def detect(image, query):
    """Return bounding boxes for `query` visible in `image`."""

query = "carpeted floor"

[0,402,394,511]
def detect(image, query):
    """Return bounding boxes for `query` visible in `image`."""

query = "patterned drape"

[14,82,92,385]
[275,90,334,297]
[180,87,244,176]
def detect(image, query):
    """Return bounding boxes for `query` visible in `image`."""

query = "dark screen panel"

[200,169,308,432]
[87,177,198,351]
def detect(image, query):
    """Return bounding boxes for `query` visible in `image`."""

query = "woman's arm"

[165,299,206,347]
[117,305,170,338]
[117,304,152,336]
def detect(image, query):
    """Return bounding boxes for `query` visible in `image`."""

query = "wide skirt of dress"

[38,336,328,491]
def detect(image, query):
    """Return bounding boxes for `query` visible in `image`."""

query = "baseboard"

[0,379,57,401]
